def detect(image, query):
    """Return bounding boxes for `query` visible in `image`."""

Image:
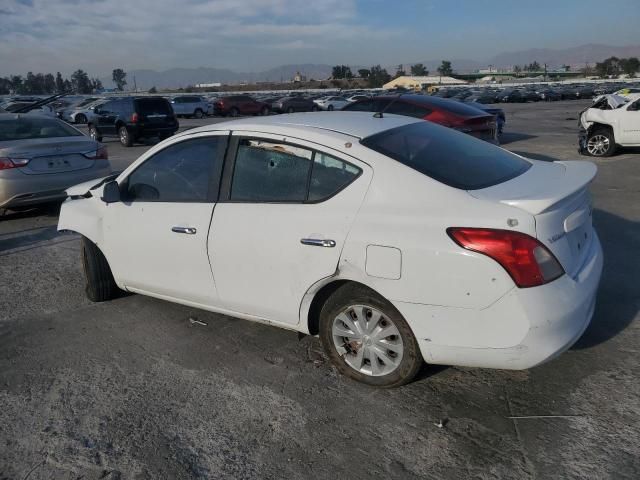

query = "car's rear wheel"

[88,125,102,142]
[586,127,616,157]
[229,107,239,117]
[81,236,119,302]
[76,113,87,124]
[287,106,295,114]
[194,108,204,119]
[261,106,270,116]
[311,105,319,112]
[119,126,133,147]
[328,104,334,111]
[319,284,422,387]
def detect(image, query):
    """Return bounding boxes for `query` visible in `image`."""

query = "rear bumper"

[396,231,603,370]
[0,163,112,209]
[130,125,178,138]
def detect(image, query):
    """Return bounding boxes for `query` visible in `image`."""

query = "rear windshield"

[0,117,82,141]
[361,121,531,190]
[135,98,172,115]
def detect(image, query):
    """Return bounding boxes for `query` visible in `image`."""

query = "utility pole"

[544,63,547,82]
[133,75,137,93]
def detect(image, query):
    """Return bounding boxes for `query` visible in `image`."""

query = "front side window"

[230,139,312,202]
[126,137,222,202]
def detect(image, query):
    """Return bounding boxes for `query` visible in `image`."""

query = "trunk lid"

[0,137,98,175]
[469,160,597,278]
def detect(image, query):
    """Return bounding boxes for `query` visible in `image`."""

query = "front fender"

[57,195,106,248]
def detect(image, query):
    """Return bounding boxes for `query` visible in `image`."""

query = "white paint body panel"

[58,112,603,371]
[581,93,640,146]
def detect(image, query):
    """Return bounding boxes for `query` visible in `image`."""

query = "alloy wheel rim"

[120,129,127,142]
[331,305,404,377]
[587,135,609,156]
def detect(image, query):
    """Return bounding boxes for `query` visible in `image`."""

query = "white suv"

[579,93,640,157]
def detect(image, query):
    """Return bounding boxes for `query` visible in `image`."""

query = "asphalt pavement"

[1,101,639,479]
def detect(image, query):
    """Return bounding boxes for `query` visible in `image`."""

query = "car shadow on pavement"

[499,132,537,145]
[572,208,639,350]
[0,224,62,254]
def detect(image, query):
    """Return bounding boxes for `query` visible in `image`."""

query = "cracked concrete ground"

[1,100,639,479]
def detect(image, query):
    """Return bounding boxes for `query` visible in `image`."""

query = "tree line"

[0,68,128,95]
[594,56,639,78]
[332,61,454,87]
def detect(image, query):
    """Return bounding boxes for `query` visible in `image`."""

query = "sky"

[0,0,639,76]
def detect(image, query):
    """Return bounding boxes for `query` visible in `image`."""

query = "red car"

[214,95,270,117]
[342,94,498,143]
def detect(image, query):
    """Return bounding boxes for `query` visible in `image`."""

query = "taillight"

[447,227,564,288]
[0,157,30,170]
[131,112,139,123]
[83,146,108,160]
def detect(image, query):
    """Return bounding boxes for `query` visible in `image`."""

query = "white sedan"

[58,112,603,387]
[313,96,350,111]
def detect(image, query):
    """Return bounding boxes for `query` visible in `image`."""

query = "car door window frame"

[219,134,362,204]
[120,133,229,204]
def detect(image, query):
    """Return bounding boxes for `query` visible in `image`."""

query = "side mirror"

[101,180,121,203]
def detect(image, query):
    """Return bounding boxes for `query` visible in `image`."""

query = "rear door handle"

[301,238,336,248]
[172,226,197,235]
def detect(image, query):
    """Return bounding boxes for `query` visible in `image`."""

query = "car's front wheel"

[327,104,334,111]
[76,113,87,124]
[585,127,616,157]
[319,284,422,387]
[193,108,204,119]
[81,236,119,302]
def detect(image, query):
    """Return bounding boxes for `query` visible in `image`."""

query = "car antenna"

[373,93,403,118]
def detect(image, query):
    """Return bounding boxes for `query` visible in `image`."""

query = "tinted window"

[135,98,172,115]
[386,101,431,118]
[308,153,361,201]
[342,100,374,111]
[100,100,117,112]
[231,139,312,202]
[361,122,531,190]
[126,137,221,202]
[0,117,82,141]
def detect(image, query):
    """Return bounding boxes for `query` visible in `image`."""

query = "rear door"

[102,131,228,306]
[208,132,371,325]
[96,100,118,134]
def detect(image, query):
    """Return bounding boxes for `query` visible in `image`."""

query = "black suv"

[87,97,179,147]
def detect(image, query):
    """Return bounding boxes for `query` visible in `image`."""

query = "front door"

[208,132,371,325]
[102,131,228,306]
[619,99,640,144]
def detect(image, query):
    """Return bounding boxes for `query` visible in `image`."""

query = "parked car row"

[431,81,640,103]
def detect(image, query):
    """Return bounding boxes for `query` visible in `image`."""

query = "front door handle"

[172,226,197,235]
[301,238,336,248]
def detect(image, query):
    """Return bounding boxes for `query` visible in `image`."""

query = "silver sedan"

[0,114,112,211]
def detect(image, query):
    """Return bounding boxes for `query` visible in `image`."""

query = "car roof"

[182,111,421,140]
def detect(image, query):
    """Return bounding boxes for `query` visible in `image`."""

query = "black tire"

[261,106,270,116]
[81,236,118,302]
[88,125,102,142]
[229,107,239,117]
[319,283,422,388]
[286,106,295,114]
[194,108,204,119]
[328,104,334,111]
[118,125,133,147]
[311,105,319,112]
[76,113,87,124]
[585,127,616,157]
[158,132,173,141]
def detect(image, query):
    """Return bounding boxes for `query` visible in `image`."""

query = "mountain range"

[102,44,640,89]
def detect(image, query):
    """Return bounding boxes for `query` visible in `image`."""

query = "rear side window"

[386,101,431,118]
[361,122,530,190]
[309,153,361,201]
[135,98,172,115]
